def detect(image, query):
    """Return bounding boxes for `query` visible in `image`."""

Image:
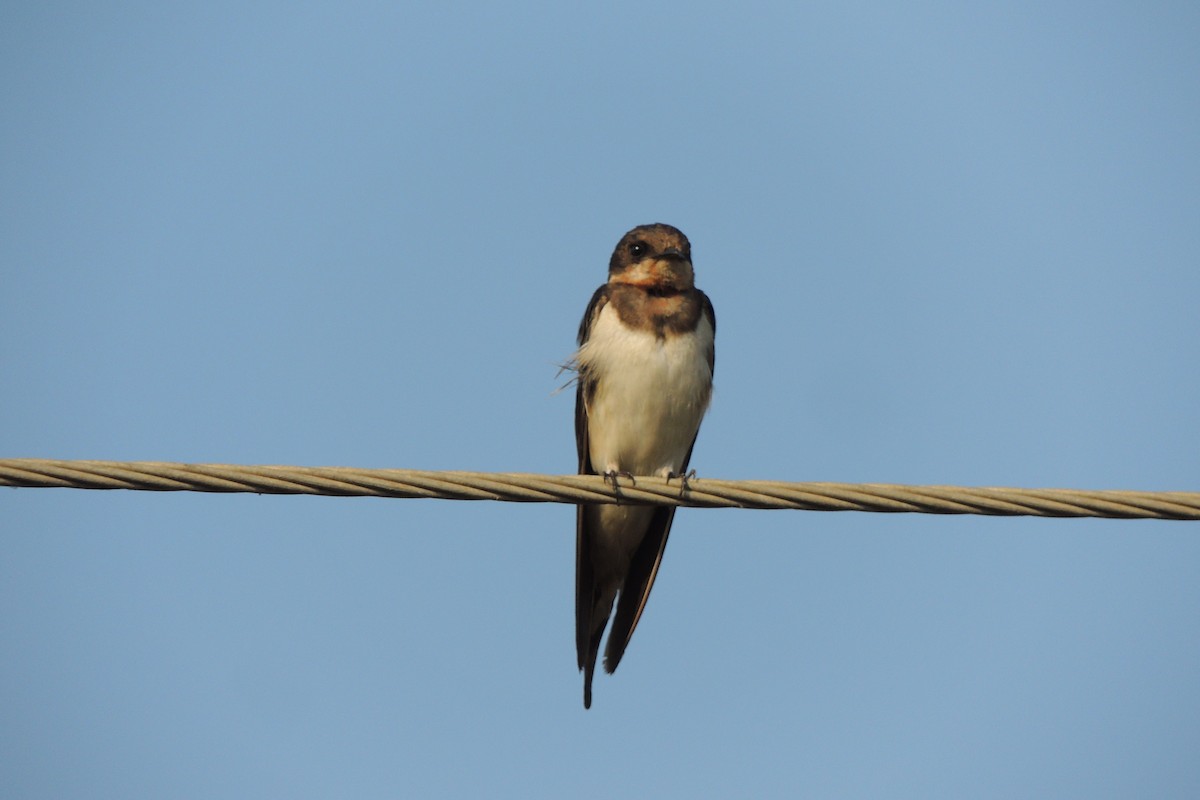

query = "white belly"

[577,304,714,478]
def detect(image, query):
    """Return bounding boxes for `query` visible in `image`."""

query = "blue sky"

[3,2,1199,797]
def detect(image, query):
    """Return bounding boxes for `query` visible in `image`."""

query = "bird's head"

[607,223,694,294]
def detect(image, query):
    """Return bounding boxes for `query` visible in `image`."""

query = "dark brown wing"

[574,284,610,474]
[574,285,609,708]
[700,289,716,374]
[602,288,717,675]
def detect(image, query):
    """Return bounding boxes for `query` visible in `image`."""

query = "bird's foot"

[602,470,636,492]
[666,469,697,496]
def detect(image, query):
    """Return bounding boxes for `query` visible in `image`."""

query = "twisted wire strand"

[1,458,1197,520]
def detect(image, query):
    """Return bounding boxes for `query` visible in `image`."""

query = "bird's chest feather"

[577,304,713,476]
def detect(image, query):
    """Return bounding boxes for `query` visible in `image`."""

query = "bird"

[572,223,716,709]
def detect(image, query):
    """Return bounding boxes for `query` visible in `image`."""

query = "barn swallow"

[573,223,716,708]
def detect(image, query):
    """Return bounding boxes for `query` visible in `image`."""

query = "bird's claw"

[603,470,636,492]
[666,469,697,496]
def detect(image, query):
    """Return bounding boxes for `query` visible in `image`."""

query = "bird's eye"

[629,242,648,258]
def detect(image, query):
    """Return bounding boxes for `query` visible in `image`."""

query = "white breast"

[577,304,714,478]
